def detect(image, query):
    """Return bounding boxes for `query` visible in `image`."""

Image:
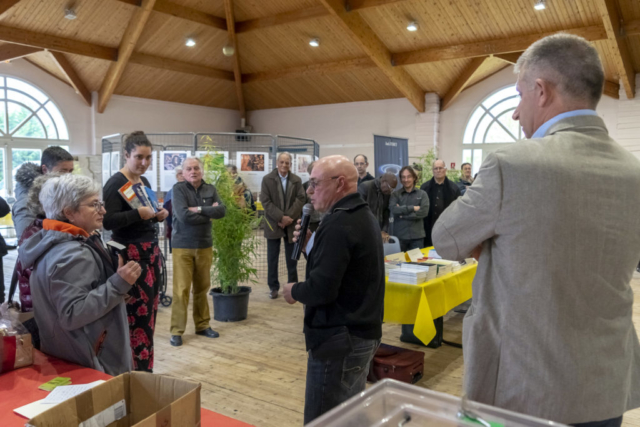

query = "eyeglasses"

[354,162,367,167]
[82,201,105,212]
[308,176,339,190]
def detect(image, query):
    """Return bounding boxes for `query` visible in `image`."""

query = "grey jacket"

[389,187,429,240]
[12,162,41,238]
[260,169,305,242]
[18,222,133,376]
[433,115,640,424]
[171,180,226,249]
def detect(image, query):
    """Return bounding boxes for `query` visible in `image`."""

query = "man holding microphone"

[283,155,385,424]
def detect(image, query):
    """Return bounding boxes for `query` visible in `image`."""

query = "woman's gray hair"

[515,33,604,107]
[39,174,101,222]
[27,173,63,217]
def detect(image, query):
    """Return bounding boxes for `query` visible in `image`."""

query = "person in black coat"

[420,159,460,247]
[0,196,11,302]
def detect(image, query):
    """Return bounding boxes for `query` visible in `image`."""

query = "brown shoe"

[269,290,278,299]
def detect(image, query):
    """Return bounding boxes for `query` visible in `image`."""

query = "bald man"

[283,155,385,424]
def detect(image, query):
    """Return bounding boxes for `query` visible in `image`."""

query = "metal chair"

[383,236,402,257]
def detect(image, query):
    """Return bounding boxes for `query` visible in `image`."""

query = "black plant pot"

[210,286,252,322]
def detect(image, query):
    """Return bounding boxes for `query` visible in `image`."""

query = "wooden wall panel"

[135,12,233,70]
[64,54,112,93]
[244,67,403,110]
[465,57,512,89]
[626,35,640,71]
[233,0,319,22]
[161,0,225,17]
[114,62,239,109]
[237,16,366,74]
[22,50,68,82]
[593,40,627,83]
[0,0,133,48]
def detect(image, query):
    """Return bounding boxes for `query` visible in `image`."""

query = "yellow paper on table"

[407,248,423,262]
[385,252,406,262]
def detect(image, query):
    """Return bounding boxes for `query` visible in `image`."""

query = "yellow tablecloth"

[383,248,476,344]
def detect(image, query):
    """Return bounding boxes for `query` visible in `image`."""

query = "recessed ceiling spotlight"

[534,0,546,10]
[185,38,196,47]
[407,21,418,31]
[222,44,235,56]
[64,8,77,20]
[309,38,320,47]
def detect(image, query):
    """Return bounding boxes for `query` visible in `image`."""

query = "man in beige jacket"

[433,34,640,427]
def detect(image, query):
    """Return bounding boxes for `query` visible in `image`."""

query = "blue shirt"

[279,172,287,192]
[532,109,598,139]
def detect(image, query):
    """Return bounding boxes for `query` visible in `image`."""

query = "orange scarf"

[42,219,90,238]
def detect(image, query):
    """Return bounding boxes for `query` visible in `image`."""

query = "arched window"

[0,76,70,197]
[462,85,521,175]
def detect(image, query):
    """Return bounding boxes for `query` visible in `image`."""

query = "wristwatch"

[197,206,202,214]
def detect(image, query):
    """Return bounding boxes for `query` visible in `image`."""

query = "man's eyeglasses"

[354,162,367,167]
[82,201,105,212]
[308,176,339,190]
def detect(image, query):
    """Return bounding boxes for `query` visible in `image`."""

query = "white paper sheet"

[160,151,189,191]
[41,380,106,405]
[14,381,105,419]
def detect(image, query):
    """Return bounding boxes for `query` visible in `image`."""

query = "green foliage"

[204,151,260,294]
[412,148,461,186]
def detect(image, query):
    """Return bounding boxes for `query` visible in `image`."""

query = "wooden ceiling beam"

[98,0,156,113]
[50,51,92,106]
[0,43,39,61]
[603,80,620,99]
[236,0,410,33]
[318,0,425,112]
[626,18,640,36]
[441,56,489,111]
[597,0,635,99]
[0,0,21,16]
[223,0,245,120]
[129,52,234,81]
[0,25,117,61]
[24,58,72,88]
[242,57,376,84]
[116,0,226,31]
[493,52,522,64]
[393,25,608,66]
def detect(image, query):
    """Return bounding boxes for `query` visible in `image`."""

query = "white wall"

[248,98,422,165]
[1,58,240,156]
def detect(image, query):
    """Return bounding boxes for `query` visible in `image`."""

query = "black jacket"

[457,178,473,195]
[171,180,226,249]
[291,193,385,351]
[357,172,375,186]
[420,177,460,246]
[358,179,391,232]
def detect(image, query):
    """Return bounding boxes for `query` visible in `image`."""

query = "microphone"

[291,203,314,260]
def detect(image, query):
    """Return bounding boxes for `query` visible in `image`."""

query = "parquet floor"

[3,250,639,427]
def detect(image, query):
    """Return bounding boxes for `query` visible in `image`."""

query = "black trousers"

[572,416,622,427]
[267,237,298,291]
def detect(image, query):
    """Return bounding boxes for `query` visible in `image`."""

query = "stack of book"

[388,264,436,285]
[384,261,402,277]
[118,181,160,212]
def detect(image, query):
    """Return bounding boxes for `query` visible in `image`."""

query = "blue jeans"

[400,238,423,252]
[303,335,380,424]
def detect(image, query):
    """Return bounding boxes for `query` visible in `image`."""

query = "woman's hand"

[117,254,142,285]
[138,206,155,220]
[155,208,169,222]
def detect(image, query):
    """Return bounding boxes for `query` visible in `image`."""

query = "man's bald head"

[433,159,447,182]
[308,155,359,213]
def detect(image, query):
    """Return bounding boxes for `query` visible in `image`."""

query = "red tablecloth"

[0,350,252,427]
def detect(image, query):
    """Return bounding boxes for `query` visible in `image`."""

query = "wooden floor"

[3,249,639,427]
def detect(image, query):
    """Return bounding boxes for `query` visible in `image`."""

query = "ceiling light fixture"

[185,38,196,47]
[309,38,320,47]
[407,21,418,31]
[222,44,235,56]
[64,8,77,20]
[534,0,546,10]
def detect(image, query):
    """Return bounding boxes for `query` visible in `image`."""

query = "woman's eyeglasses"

[82,201,105,212]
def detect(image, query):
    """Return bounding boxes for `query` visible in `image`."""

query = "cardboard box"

[27,372,201,427]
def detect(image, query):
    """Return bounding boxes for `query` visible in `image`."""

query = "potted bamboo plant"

[204,152,260,322]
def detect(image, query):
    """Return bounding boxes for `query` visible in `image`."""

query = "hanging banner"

[374,135,408,189]
[160,151,188,191]
[295,154,312,183]
[102,153,110,184]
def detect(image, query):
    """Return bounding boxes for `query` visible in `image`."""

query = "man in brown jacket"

[260,152,306,299]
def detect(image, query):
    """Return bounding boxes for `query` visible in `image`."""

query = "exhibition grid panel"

[384,248,476,344]
[0,350,253,427]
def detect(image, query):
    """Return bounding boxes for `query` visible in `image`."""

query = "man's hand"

[212,202,219,207]
[413,206,420,212]
[292,219,312,252]
[277,222,285,228]
[117,254,142,285]
[138,206,155,220]
[155,208,169,221]
[283,282,296,304]
[281,216,294,227]
[471,244,483,260]
[381,231,390,244]
[188,207,199,213]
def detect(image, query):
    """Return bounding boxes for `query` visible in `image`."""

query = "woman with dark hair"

[103,131,169,372]
[389,166,429,252]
